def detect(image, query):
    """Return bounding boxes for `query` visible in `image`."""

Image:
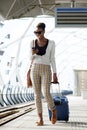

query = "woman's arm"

[50,41,58,83]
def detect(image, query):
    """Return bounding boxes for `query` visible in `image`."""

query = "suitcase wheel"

[65,116,69,122]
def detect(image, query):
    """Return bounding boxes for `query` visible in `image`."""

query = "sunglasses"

[34,31,43,35]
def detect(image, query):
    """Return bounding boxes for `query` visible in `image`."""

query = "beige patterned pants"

[31,64,55,113]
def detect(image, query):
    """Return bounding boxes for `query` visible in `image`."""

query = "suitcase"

[48,82,69,122]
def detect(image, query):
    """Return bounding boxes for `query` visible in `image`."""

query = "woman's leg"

[31,64,44,125]
[41,65,57,124]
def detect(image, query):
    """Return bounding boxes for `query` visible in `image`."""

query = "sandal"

[36,121,44,126]
[51,109,57,124]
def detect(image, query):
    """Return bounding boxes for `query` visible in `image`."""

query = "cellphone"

[32,47,36,50]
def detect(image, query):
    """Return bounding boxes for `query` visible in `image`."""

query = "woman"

[30,23,58,126]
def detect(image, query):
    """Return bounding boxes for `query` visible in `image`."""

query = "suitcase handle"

[51,82,59,84]
[51,82,62,97]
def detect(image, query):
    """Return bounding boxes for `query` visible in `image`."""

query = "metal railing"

[0,85,34,107]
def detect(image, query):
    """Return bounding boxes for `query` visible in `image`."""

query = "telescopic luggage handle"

[51,81,59,84]
[51,81,61,97]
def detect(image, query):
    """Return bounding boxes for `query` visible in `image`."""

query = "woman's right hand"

[32,48,39,55]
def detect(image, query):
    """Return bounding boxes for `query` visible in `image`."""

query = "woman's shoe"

[36,121,44,126]
[51,109,57,124]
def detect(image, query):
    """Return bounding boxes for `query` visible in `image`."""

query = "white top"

[29,39,57,73]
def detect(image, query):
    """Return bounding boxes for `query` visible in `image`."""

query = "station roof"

[0,0,87,21]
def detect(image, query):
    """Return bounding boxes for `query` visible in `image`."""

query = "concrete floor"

[0,95,87,130]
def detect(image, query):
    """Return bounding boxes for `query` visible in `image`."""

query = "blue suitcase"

[48,83,69,122]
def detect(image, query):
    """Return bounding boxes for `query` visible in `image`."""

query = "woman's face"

[34,27,44,39]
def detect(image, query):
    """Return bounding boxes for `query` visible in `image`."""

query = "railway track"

[0,102,35,126]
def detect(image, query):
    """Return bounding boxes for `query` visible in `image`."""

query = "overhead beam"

[0,14,5,21]
[55,0,87,3]
[38,0,45,15]
[5,0,17,19]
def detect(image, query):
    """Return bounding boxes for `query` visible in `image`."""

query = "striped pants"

[30,64,55,113]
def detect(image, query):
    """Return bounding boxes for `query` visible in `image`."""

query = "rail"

[0,101,35,126]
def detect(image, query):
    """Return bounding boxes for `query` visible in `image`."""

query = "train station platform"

[0,96,87,130]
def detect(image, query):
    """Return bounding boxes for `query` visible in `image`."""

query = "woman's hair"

[36,23,46,31]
